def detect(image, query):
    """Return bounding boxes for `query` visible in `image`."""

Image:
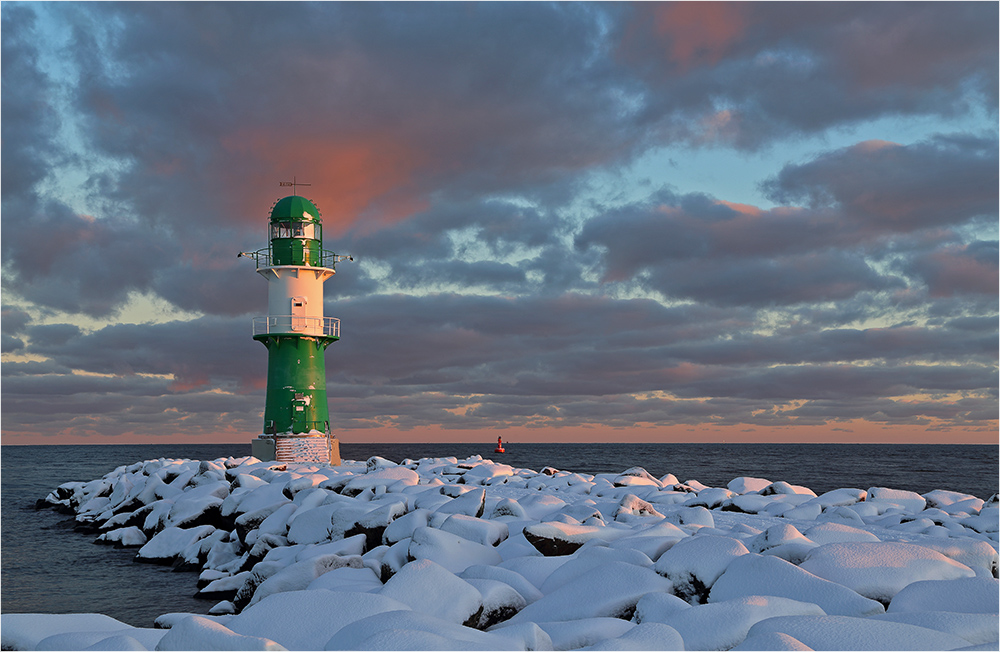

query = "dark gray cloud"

[760,134,998,232]
[619,3,998,148]
[903,241,999,297]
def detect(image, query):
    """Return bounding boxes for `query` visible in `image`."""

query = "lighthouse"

[240,193,350,465]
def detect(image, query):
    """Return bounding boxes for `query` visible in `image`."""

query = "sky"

[1,2,997,446]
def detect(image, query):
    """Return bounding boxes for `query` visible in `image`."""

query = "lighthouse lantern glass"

[271,221,317,240]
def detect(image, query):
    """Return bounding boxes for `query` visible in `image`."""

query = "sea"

[2,442,997,627]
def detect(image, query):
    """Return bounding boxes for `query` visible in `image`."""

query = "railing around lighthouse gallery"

[252,315,340,338]
[239,247,350,270]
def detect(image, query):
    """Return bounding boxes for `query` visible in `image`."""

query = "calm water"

[2,442,997,627]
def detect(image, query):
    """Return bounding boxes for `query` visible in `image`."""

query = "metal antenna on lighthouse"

[279,177,311,194]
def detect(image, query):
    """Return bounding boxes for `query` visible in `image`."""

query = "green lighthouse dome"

[270,196,321,223]
[267,195,324,264]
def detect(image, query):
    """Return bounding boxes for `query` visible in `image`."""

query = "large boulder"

[743,615,971,651]
[135,525,216,565]
[408,526,502,574]
[654,535,749,604]
[505,561,671,624]
[709,554,886,617]
[229,590,412,650]
[379,559,484,626]
[887,576,1000,614]
[326,609,520,651]
[799,542,975,605]
[523,522,628,556]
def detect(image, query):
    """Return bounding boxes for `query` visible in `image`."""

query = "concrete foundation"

[252,435,340,466]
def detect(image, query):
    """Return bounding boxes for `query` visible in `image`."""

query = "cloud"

[575,191,902,307]
[1,203,181,317]
[904,241,999,297]
[760,134,998,232]
[1,3,995,443]
[619,3,997,147]
[4,287,994,439]
[0,6,60,200]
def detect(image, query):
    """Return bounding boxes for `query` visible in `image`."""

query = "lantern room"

[268,195,324,267]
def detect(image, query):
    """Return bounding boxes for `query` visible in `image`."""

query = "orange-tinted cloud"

[220,131,430,236]
[652,2,749,69]
[714,200,762,216]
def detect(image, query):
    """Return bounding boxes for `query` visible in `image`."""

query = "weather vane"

[279,176,311,194]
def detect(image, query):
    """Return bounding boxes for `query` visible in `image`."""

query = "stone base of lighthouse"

[252,434,341,465]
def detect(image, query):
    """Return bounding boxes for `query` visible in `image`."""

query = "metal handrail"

[239,248,350,269]
[253,315,340,338]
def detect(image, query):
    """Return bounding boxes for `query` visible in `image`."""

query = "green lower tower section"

[255,334,336,435]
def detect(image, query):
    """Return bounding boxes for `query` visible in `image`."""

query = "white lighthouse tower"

[240,189,350,465]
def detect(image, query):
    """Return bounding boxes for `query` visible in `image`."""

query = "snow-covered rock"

[246,554,365,607]
[511,617,634,651]
[440,513,509,546]
[580,622,684,651]
[28,452,999,652]
[799,541,976,604]
[743,614,972,651]
[307,565,383,594]
[95,526,148,547]
[505,561,671,624]
[341,467,418,496]
[378,558,484,626]
[135,525,216,564]
[461,564,545,605]
[408,525,502,573]
[709,554,886,617]
[465,578,528,628]
[654,534,749,603]
[866,487,927,513]
[155,615,283,651]
[326,609,520,650]
[653,595,825,651]
[523,522,628,556]
[871,611,1000,647]
[1,614,159,652]
[887,576,1000,614]
[727,477,772,495]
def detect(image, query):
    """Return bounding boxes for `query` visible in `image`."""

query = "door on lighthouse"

[291,296,307,332]
[292,393,309,433]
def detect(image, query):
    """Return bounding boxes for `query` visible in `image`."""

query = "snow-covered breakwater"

[6,455,999,651]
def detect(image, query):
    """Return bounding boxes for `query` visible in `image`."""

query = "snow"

[0,614,162,651]
[228,590,411,650]
[579,622,684,651]
[799,541,976,604]
[743,614,973,650]
[652,595,825,651]
[887,576,1000,614]
[504,561,671,624]
[135,524,216,562]
[12,452,998,651]
[708,553,887,617]
[327,609,519,650]
[871,611,1000,647]
[378,558,483,624]
[653,534,749,602]
[511,617,635,650]
[408,524,503,573]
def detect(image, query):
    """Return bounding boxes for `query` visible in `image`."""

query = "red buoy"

[495,435,505,453]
